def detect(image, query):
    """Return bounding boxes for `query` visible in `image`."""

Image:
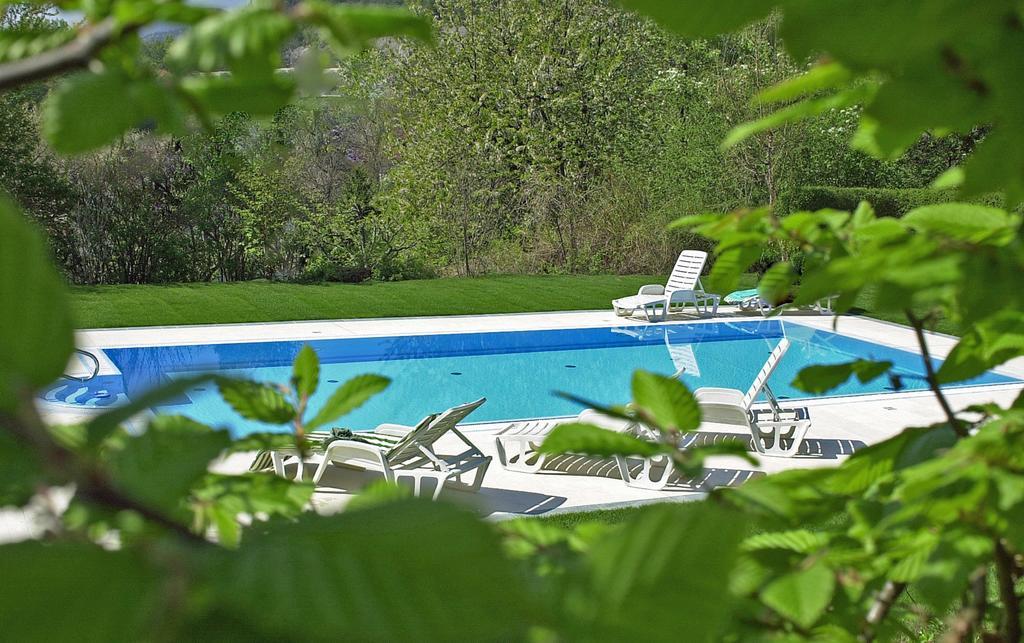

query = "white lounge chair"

[495,408,696,491]
[310,398,491,500]
[494,409,636,473]
[694,338,811,457]
[612,250,721,321]
[735,291,838,316]
[616,339,811,488]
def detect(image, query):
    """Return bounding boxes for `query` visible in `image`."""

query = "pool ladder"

[62,349,100,382]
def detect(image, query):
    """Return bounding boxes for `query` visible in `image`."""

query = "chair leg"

[311,457,331,485]
[752,421,811,457]
[616,454,673,490]
[496,438,546,473]
[271,452,286,478]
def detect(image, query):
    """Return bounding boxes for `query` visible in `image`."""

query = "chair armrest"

[638,284,665,296]
[374,423,416,437]
[322,439,390,469]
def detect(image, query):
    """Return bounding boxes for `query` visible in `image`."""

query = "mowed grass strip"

[70,273,957,335]
[69,274,662,328]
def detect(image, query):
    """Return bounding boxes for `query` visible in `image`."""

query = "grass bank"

[69,273,957,335]
[69,274,660,328]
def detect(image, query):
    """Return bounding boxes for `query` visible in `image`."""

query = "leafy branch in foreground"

[0,0,432,153]
[620,0,1024,203]
[4,0,1024,640]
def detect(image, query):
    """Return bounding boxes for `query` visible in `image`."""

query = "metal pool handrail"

[62,349,100,382]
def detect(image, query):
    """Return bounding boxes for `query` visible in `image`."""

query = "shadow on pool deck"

[681,431,867,460]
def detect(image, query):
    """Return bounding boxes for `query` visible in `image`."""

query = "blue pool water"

[74,320,1015,437]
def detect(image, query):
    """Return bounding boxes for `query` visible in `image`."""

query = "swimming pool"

[47,320,1017,436]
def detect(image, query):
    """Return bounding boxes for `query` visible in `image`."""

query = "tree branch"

[78,478,209,546]
[3,391,208,546]
[996,539,1022,643]
[860,580,906,642]
[940,568,987,643]
[0,17,139,91]
[906,310,966,437]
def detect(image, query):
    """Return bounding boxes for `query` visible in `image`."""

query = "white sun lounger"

[694,338,811,457]
[496,338,808,491]
[494,409,636,473]
[612,250,721,321]
[310,398,491,500]
[618,338,811,487]
[738,294,838,316]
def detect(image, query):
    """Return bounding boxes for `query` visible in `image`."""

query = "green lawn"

[69,273,957,336]
[69,274,660,329]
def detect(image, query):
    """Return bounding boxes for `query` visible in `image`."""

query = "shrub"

[780,185,1005,217]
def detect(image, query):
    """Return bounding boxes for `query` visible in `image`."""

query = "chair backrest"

[665,250,708,294]
[741,338,790,409]
[384,398,486,463]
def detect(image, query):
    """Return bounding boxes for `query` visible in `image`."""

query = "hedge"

[780,186,1005,217]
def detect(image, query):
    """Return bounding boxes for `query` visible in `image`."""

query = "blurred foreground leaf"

[0,197,74,410]
[0,542,160,642]
[306,373,390,430]
[571,502,746,639]
[539,422,663,457]
[209,499,534,640]
[107,415,231,513]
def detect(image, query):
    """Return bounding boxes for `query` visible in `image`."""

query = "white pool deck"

[9,307,1023,541]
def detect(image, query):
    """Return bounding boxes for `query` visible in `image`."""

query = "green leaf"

[708,245,762,295]
[86,374,212,448]
[743,530,830,554]
[792,360,892,394]
[760,560,835,629]
[902,203,1017,245]
[616,0,772,38]
[862,65,989,157]
[0,429,45,505]
[115,1,219,26]
[575,502,746,639]
[754,62,853,105]
[290,345,319,400]
[304,2,433,54]
[191,473,313,547]
[0,542,160,641]
[209,500,532,640]
[217,378,296,425]
[42,71,184,154]
[107,415,231,512]
[826,424,957,495]
[226,431,312,454]
[167,7,296,76]
[0,197,74,410]
[306,374,390,431]
[937,311,1024,383]
[553,391,637,424]
[931,167,965,189]
[0,27,74,63]
[758,262,795,306]
[724,84,875,148]
[345,479,412,513]
[537,422,664,457]
[180,74,296,116]
[631,370,701,432]
[197,472,312,516]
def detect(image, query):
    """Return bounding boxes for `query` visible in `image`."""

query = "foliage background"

[1,0,974,284]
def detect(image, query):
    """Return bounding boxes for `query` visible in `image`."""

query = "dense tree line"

[0,0,975,284]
